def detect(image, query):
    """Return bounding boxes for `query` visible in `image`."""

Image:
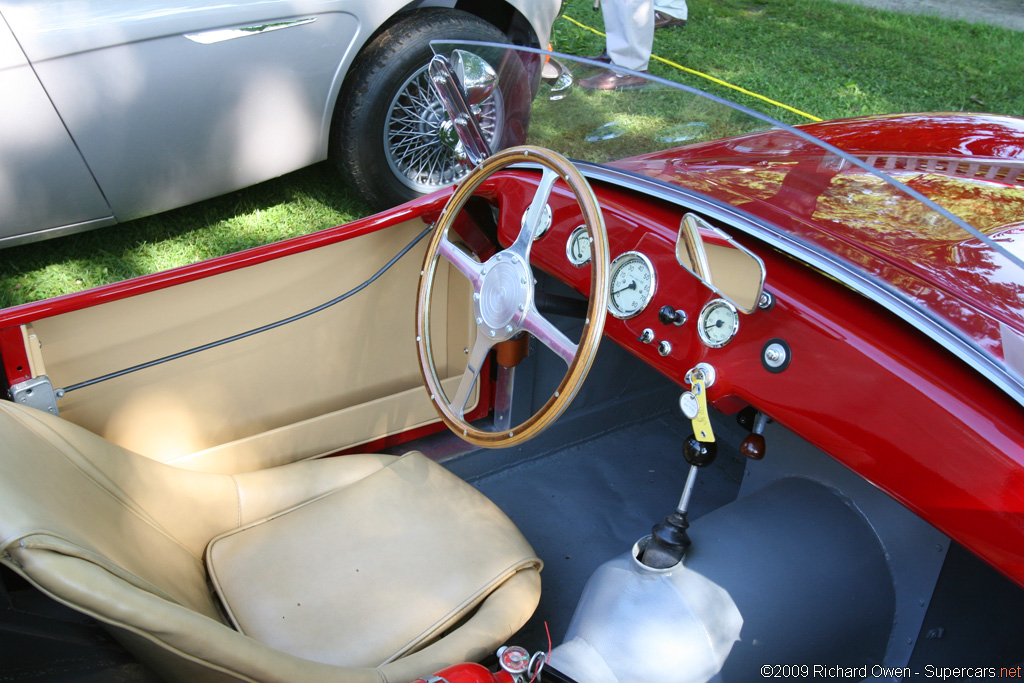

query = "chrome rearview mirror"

[676,213,766,314]
[451,49,497,105]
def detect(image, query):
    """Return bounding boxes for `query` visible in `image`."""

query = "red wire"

[526,622,552,683]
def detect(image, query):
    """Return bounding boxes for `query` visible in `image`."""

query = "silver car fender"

[0,13,113,245]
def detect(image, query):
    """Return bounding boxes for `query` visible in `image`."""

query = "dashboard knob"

[740,433,766,460]
[658,305,687,326]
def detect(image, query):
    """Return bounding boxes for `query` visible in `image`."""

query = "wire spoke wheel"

[384,65,504,194]
[333,9,526,210]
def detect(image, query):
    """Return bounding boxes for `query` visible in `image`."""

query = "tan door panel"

[30,220,476,471]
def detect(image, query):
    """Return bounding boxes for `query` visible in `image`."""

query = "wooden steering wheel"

[416,146,610,448]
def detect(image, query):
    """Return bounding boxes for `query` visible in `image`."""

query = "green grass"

[0,164,367,308]
[3,0,1023,309]
[557,0,1024,123]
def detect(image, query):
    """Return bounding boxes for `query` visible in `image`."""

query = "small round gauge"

[521,203,552,240]
[566,225,591,266]
[697,298,740,348]
[608,251,656,319]
[498,646,531,675]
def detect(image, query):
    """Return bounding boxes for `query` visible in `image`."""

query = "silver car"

[0,0,559,247]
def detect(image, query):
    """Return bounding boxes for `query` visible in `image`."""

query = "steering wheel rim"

[416,145,610,448]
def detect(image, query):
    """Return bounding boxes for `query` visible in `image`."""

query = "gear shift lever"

[641,436,718,568]
[641,365,718,569]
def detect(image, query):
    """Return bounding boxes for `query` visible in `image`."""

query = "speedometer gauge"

[609,251,656,319]
[698,298,739,348]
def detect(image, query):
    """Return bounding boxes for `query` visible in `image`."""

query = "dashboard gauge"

[521,203,552,240]
[609,251,656,319]
[566,225,591,266]
[697,298,740,348]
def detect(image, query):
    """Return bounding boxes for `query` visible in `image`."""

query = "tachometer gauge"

[697,298,739,348]
[609,251,656,319]
[521,203,552,240]
[566,225,591,266]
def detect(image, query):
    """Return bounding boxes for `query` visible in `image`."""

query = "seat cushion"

[206,452,541,668]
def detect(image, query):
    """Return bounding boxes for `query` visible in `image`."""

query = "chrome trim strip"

[185,18,316,45]
[560,161,1024,408]
[0,215,117,249]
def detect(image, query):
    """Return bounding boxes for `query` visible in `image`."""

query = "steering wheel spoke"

[508,166,560,259]
[521,306,578,366]
[437,237,485,288]
[448,334,494,417]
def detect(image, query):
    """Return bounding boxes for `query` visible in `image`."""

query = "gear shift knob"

[684,434,718,467]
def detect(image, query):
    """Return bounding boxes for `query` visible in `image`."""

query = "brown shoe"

[579,70,649,91]
[655,10,686,29]
[581,51,611,64]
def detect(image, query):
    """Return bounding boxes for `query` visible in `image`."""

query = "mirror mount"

[679,214,714,286]
[427,52,495,167]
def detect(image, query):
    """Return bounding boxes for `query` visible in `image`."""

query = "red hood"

[612,112,1024,369]
[798,112,1024,159]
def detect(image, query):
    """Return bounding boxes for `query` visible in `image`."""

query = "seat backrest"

[0,400,240,619]
[0,400,542,683]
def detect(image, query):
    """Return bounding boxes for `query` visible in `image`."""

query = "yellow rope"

[561,14,823,122]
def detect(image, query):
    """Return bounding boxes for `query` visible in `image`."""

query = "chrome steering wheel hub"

[475,252,532,339]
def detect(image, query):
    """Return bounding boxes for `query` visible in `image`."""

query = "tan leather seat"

[0,401,542,682]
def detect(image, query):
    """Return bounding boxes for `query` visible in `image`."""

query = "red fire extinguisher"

[412,662,514,683]
[413,645,542,683]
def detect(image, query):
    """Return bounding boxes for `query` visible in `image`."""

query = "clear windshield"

[432,41,1024,404]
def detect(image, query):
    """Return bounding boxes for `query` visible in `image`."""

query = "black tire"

[333,9,530,212]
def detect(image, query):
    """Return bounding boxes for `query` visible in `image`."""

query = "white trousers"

[654,0,688,21]
[601,0,654,72]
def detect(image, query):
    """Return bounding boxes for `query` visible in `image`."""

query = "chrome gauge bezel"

[522,202,552,240]
[566,225,591,267]
[697,298,740,348]
[608,251,656,320]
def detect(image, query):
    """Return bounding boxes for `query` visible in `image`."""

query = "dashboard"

[487,170,781,411]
